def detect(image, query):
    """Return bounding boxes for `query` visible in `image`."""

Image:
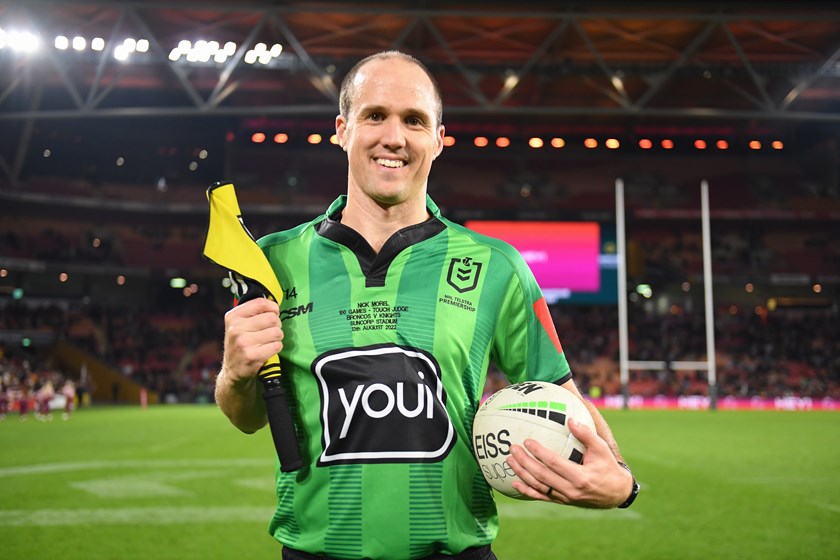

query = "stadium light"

[307,134,322,144]
[55,35,69,50]
[716,139,729,150]
[694,139,707,150]
[474,136,489,147]
[606,138,620,149]
[274,133,288,144]
[3,29,41,52]
[772,140,784,150]
[443,135,455,147]
[91,37,105,51]
[550,137,565,148]
[244,42,283,66]
[584,138,598,148]
[496,137,510,148]
[528,137,544,148]
[661,139,674,149]
[639,138,652,149]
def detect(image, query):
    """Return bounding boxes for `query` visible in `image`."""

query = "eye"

[406,116,423,126]
[368,112,384,122]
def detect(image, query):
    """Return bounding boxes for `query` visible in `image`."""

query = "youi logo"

[312,344,456,465]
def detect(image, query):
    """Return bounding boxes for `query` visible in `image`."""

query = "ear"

[433,124,445,159]
[335,114,348,151]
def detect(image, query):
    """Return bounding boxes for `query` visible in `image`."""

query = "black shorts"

[281,544,497,560]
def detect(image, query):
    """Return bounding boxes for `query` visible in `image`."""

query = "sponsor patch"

[312,344,455,465]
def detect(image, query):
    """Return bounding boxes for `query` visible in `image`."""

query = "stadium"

[1,2,838,559]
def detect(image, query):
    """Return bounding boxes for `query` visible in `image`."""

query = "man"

[215,50,638,560]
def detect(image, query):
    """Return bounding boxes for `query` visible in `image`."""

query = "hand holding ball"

[472,381,595,499]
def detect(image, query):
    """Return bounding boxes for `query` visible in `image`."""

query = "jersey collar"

[316,195,445,288]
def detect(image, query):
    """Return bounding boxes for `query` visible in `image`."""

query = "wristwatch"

[616,462,640,509]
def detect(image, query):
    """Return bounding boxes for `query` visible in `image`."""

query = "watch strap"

[616,462,640,509]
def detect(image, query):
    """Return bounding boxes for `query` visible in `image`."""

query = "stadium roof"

[2,1,840,186]
[2,1,839,123]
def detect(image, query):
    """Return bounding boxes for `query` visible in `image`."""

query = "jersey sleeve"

[491,253,572,386]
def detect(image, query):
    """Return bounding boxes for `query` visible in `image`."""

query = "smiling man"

[215,50,637,560]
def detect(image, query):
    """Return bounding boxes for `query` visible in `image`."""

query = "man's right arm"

[215,298,284,433]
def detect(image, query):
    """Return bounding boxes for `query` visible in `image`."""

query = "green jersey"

[257,195,571,559]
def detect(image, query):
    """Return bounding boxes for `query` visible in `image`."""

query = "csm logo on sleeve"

[313,344,456,465]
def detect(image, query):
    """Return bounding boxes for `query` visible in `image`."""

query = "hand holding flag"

[203,182,303,472]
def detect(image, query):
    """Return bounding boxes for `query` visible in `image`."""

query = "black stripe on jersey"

[316,214,446,287]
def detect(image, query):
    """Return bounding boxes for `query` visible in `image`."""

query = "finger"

[522,437,581,482]
[227,297,279,318]
[567,417,595,445]
[508,444,573,502]
[567,418,612,459]
[506,451,556,503]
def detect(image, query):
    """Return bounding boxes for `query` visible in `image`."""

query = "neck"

[340,192,430,253]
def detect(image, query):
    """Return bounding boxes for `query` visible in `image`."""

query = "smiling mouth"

[375,158,405,168]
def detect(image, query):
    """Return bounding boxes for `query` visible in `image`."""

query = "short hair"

[339,50,443,128]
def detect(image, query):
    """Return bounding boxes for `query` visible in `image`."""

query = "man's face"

[336,58,444,208]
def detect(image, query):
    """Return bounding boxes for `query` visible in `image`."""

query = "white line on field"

[0,459,271,478]
[0,506,274,527]
[812,502,840,514]
[729,476,836,485]
[497,502,642,520]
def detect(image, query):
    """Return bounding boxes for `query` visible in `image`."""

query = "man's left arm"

[506,378,636,509]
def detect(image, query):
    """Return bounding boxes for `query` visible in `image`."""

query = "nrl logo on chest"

[446,257,482,293]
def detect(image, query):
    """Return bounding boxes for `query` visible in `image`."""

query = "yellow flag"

[203,182,284,304]
[203,182,283,379]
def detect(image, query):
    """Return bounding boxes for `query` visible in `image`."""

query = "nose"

[380,116,406,149]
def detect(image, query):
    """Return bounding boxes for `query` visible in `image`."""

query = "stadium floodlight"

[72,36,86,51]
[178,39,191,51]
[5,29,40,52]
[123,38,137,53]
[114,45,129,61]
[168,47,181,61]
[224,41,236,56]
[269,43,282,57]
[55,35,69,49]
[91,37,105,51]
[244,50,257,64]
[136,39,149,53]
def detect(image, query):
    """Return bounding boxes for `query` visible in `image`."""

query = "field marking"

[812,502,840,514]
[71,478,192,498]
[729,476,837,485]
[0,459,271,478]
[0,506,274,527]
[497,502,642,520]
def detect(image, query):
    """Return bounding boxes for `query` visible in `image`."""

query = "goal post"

[615,178,719,410]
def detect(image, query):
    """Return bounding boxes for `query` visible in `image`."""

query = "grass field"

[1,405,838,560]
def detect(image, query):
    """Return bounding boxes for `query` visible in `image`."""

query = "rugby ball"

[472,381,595,499]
